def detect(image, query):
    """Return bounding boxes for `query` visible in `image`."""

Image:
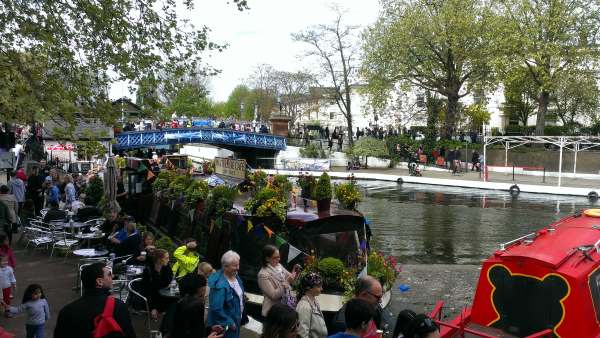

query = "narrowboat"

[432,209,600,338]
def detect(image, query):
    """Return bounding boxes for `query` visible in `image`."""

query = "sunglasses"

[368,291,383,302]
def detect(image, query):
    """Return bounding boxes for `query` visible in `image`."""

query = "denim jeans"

[26,324,45,338]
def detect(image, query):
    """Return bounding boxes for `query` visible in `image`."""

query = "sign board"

[0,153,14,170]
[282,158,330,171]
[46,144,75,151]
[214,157,246,179]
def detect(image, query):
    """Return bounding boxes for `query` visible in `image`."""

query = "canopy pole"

[483,126,488,182]
[573,142,579,177]
[504,141,509,175]
[558,138,564,187]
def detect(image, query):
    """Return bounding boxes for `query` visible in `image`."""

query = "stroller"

[408,153,422,176]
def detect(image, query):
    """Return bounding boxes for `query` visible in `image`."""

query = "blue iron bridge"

[114,128,287,151]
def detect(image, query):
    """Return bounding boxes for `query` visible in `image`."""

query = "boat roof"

[496,211,600,272]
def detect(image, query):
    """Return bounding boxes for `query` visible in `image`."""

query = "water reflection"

[355,181,597,264]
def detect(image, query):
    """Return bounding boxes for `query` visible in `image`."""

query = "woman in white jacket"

[257,245,300,317]
[296,272,327,338]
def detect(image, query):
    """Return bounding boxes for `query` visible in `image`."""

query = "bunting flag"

[264,226,274,238]
[288,244,302,263]
[247,220,254,233]
[275,235,286,248]
[253,223,264,239]
[358,265,368,279]
[359,240,367,252]
[147,170,156,180]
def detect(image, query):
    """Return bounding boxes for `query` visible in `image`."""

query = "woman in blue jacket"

[208,250,246,338]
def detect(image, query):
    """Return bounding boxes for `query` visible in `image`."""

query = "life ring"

[509,185,520,196]
[397,177,403,184]
[588,191,599,201]
[584,209,600,217]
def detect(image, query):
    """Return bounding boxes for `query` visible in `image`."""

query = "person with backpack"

[54,262,136,338]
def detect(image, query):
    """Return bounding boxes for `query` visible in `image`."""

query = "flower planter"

[317,198,331,213]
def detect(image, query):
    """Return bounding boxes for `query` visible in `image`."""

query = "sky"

[109,0,381,102]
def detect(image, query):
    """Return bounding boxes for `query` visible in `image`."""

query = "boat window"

[588,268,600,323]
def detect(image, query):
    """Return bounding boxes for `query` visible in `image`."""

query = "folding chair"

[50,231,80,257]
[127,278,151,334]
[25,228,53,251]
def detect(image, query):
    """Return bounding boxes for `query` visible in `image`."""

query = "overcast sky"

[109,0,380,102]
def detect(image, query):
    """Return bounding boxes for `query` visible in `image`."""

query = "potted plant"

[167,174,193,201]
[244,186,287,223]
[334,182,362,210]
[313,172,332,212]
[367,251,401,290]
[297,174,316,201]
[203,185,237,231]
[184,179,209,211]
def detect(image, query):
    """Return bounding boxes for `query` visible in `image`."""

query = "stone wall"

[485,148,600,174]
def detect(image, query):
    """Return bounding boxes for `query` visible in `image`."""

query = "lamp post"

[240,102,244,121]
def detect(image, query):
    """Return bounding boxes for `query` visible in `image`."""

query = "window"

[416,94,425,108]
[330,111,335,119]
[589,268,600,322]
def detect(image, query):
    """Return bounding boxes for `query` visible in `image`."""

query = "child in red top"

[0,235,15,269]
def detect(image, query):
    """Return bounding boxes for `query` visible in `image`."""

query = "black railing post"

[543,167,546,183]
[513,164,515,181]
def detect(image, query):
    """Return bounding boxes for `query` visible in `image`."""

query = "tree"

[502,67,538,126]
[168,83,213,118]
[463,104,491,131]
[552,71,599,127]
[0,0,243,131]
[224,85,254,120]
[75,141,107,161]
[362,0,495,138]
[274,70,317,126]
[293,7,360,146]
[246,64,278,121]
[494,0,600,135]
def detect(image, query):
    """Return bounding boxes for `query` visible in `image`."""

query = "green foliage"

[184,180,209,209]
[314,173,332,201]
[85,175,104,206]
[299,143,327,158]
[245,186,288,222]
[552,71,599,126]
[115,157,127,169]
[349,137,389,159]
[297,174,316,198]
[247,170,268,190]
[318,257,345,285]
[463,104,491,131]
[362,0,495,137]
[167,83,213,117]
[494,0,600,135]
[367,252,400,289]
[155,236,177,256]
[0,0,232,131]
[75,141,107,161]
[153,171,177,193]
[168,175,194,199]
[272,175,292,197]
[335,182,362,209]
[503,67,538,126]
[204,185,237,218]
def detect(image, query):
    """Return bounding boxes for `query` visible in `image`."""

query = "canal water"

[355,180,598,265]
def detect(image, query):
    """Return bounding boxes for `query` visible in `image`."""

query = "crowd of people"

[121,118,271,135]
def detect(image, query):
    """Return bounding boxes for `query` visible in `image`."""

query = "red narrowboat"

[431,209,600,338]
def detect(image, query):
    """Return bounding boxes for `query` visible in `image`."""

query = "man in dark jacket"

[54,262,136,337]
[330,276,384,338]
[42,201,66,223]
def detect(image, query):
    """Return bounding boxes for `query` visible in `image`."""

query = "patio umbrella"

[104,156,119,213]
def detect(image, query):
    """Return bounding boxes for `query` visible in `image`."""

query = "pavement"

[0,240,263,338]
[330,165,600,190]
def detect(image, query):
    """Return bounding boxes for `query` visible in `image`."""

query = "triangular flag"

[147,170,156,180]
[275,235,286,248]
[247,220,254,233]
[264,226,274,238]
[358,265,368,279]
[253,223,264,238]
[287,244,302,263]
